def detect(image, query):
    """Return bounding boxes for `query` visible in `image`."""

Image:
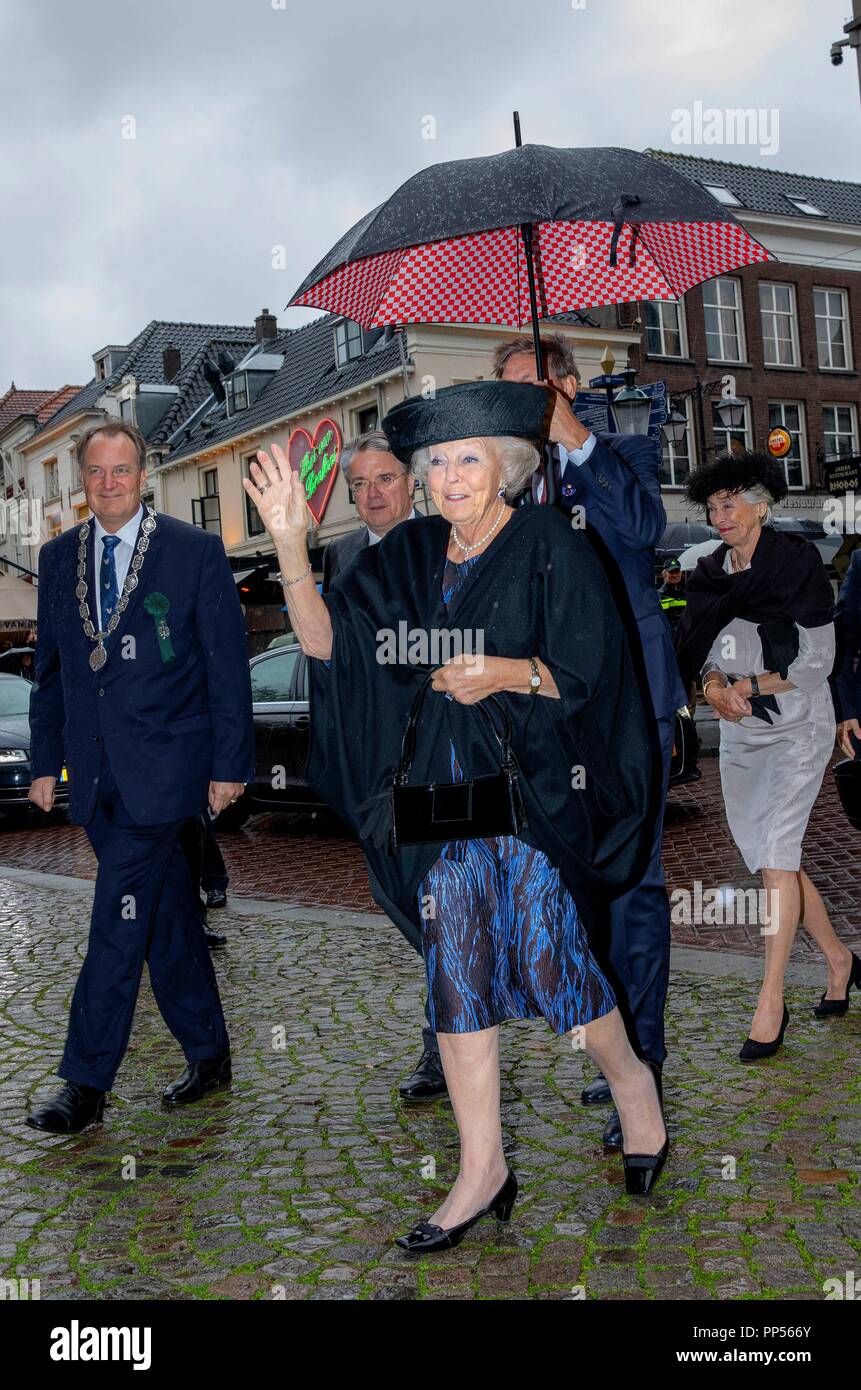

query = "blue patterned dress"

[417,555,616,1036]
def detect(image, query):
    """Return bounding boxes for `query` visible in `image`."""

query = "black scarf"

[675,524,833,690]
[307,507,658,951]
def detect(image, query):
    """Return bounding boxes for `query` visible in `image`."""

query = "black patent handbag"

[390,672,526,849]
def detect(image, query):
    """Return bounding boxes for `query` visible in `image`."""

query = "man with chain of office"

[25,421,254,1134]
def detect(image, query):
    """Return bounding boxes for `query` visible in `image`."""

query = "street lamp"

[714,392,745,431]
[612,368,652,436]
[661,407,689,449]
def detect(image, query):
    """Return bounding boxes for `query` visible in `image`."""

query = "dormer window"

[225,372,250,416]
[334,318,364,368]
[223,351,283,417]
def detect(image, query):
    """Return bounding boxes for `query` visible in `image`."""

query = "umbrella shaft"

[519,222,544,379]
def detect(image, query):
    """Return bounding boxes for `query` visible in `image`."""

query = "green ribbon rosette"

[143,591,176,665]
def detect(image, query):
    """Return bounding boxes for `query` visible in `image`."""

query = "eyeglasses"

[350,473,408,494]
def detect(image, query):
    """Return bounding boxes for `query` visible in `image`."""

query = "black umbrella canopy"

[292,145,744,299]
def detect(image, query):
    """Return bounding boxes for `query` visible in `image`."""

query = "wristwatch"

[749,674,760,697]
[528,656,542,694]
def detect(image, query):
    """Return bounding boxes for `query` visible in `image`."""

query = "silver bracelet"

[276,565,312,588]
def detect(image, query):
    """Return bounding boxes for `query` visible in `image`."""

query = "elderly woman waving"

[676,453,856,1058]
[244,381,667,1252]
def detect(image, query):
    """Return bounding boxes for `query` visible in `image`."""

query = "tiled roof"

[648,151,861,226]
[0,387,57,432]
[166,315,405,464]
[35,385,83,423]
[33,319,259,437]
[148,334,281,445]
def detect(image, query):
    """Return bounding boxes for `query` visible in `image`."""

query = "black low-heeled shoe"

[622,1061,669,1196]
[739,1004,789,1061]
[814,952,861,1018]
[395,1169,517,1253]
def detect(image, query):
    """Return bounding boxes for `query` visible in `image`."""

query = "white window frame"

[759,282,800,368]
[814,287,853,371]
[703,276,747,364]
[643,298,688,359]
[822,403,859,460]
[767,400,808,490]
[334,319,363,369]
[659,396,695,488]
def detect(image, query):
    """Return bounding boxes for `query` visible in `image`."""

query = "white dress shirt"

[367,506,417,545]
[92,503,144,631]
[534,433,596,503]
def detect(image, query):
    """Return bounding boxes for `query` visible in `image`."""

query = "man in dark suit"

[322,430,446,1103]
[496,334,686,1147]
[26,421,254,1134]
[322,429,417,591]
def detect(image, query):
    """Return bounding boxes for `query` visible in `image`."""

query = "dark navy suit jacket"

[833,547,861,721]
[29,511,255,826]
[553,432,687,720]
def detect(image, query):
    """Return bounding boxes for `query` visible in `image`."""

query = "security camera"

[830,41,845,65]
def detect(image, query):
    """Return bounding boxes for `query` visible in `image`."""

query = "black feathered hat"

[382,380,549,465]
[686,450,789,509]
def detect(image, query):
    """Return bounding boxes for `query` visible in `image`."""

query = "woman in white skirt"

[676,453,857,1060]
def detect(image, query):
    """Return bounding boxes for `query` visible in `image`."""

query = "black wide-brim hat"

[382,380,550,466]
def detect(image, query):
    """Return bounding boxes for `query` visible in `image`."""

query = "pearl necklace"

[450,500,507,557]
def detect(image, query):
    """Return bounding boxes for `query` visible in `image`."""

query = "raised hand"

[241,443,308,541]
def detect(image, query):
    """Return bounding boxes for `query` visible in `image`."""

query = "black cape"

[307,506,657,951]
[674,525,833,690]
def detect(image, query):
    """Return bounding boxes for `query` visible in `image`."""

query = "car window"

[0,677,32,716]
[250,650,300,702]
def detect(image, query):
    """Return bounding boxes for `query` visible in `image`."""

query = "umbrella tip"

[513,111,522,147]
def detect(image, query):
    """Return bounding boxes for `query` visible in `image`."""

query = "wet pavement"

[0,858,859,1301]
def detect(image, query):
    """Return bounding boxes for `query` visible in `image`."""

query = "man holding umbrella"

[495,332,686,1148]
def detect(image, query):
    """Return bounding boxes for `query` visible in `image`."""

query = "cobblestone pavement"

[0,871,858,1301]
[2,754,859,957]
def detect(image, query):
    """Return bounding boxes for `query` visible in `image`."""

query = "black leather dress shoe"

[203,924,227,948]
[162,1054,231,1105]
[26,1082,106,1135]
[602,1107,623,1148]
[396,1169,518,1253]
[398,1047,448,1101]
[581,1073,612,1105]
[206,888,228,910]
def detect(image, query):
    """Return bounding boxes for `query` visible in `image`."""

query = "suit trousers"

[59,756,229,1091]
[602,713,674,1066]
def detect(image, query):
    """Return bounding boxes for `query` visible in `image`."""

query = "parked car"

[218,644,700,829]
[0,673,70,820]
[216,644,322,829]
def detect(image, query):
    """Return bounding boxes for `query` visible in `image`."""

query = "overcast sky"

[1,0,859,390]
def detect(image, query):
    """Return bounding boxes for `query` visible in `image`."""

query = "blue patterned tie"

[100,534,121,635]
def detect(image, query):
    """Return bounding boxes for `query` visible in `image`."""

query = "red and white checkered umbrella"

[289,142,773,335]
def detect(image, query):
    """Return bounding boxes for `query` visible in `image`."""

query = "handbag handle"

[395,670,518,786]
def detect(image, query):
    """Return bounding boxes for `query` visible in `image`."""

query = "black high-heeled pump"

[739,1004,789,1061]
[395,1168,518,1253]
[622,1060,669,1197]
[814,952,861,1018]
